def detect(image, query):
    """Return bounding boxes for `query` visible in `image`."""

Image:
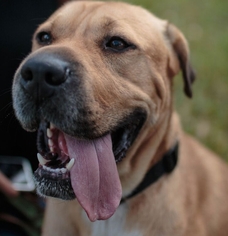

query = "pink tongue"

[64,134,122,222]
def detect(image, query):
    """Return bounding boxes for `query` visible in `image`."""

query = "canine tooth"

[37,153,49,165]
[47,128,53,138]
[66,158,75,171]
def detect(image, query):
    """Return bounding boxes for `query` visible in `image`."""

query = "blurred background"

[124,0,228,160]
[0,0,227,163]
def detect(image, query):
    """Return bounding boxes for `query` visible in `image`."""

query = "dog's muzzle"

[13,50,146,222]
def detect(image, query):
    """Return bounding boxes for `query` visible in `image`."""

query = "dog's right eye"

[36,32,52,45]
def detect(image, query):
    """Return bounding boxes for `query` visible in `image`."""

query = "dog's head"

[12,1,195,221]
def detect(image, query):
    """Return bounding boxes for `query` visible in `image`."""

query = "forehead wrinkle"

[99,17,119,30]
[82,17,119,37]
[81,14,139,39]
[42,13,75,40]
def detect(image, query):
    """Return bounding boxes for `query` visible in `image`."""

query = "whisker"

[0,88,11,97]
[0,102,13,114]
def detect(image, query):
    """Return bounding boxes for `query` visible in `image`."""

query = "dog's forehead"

[55,1,152,23]
[38,1,166,42]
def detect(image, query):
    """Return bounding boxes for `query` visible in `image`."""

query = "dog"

[12,1,228,235]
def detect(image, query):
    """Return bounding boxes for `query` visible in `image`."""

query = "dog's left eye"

[105,37,131,51]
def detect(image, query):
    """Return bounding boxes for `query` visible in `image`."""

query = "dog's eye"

[105,37,130,51]
[36,32,52,45]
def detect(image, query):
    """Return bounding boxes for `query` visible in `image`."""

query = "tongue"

[64,134,122,222]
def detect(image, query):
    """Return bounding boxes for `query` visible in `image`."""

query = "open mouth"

[34,121,76,200]
[34,110,146,221]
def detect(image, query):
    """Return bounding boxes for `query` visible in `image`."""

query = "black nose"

[20,54,70,103]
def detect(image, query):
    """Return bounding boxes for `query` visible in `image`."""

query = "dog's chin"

[33,109,146,200]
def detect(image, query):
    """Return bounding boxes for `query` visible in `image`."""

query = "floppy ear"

[166,23,196,98]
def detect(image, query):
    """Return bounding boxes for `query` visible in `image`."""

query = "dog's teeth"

[61,168,67,174]
[37,153,49,165]
[66,158,75,171]
[48,139,53,147]
[50,123,55,129]
[43,165,49,170]
[47,128,53,138]
[48,139,54,153]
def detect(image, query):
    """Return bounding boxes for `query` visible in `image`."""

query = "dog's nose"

[20,55,69,103]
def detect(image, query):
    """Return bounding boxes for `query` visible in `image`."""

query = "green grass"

[123,0,228,160]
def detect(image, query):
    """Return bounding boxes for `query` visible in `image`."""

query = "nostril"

[44,68,68,86]
[18,56,71,103]
[21,67,33,82]
[45,72,57,86]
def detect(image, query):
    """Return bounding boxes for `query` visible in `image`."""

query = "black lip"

[111,109,146,162]
[34,168,75,200]
[37,121,50,156]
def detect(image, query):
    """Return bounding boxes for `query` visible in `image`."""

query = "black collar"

[121,142,179,203]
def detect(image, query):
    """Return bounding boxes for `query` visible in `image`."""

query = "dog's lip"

[111,109,147,162]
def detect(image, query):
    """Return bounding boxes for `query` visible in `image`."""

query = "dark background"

[0,1,59,169]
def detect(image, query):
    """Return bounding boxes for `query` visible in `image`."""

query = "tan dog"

[12,1,228,235]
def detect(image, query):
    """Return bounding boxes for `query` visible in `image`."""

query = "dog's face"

[12,1,194,221]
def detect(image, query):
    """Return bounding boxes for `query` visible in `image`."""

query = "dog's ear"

[166,23,196,98]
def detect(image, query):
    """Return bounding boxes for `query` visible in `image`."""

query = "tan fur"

[15,1,228,235]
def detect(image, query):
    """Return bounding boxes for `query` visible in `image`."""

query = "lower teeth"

[43,165,67,174]
[37,153,75,172]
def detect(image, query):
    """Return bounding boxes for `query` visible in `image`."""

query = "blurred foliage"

[123,0,228,160]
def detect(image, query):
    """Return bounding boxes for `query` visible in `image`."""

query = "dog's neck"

[121,141,178,202]
[119,110,180,198]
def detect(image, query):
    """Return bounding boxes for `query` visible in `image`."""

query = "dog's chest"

[84,204,142,236]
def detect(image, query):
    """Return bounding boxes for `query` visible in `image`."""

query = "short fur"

[12,1,228,235]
